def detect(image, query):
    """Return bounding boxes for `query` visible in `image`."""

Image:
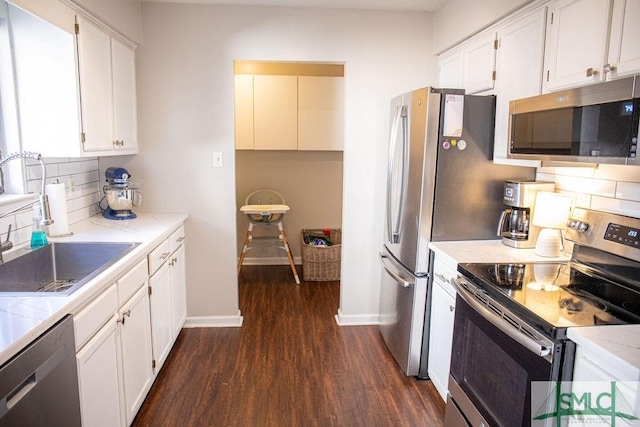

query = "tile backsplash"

[0,157,101,247]
[537,164,640,218]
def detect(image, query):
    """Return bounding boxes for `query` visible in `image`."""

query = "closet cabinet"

[253,75,298,150]
[462,32,497,94]
[76,16,138,154]
[298,76,344,151]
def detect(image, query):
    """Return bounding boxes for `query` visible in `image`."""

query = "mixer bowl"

[104,187,142,211]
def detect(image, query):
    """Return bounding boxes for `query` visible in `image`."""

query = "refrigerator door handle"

[386,105,409,244]
[379,252,414,288]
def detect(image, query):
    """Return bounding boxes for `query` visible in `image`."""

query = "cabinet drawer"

[118,259,148,306]
[432,258,457,297]
[74,283,118,351]
[169,225,185,254]
[148,239,171,275]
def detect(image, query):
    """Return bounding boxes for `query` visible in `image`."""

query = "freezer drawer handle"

[379,253,413,288]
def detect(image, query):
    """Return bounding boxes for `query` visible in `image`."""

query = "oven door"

[446,277,563,427]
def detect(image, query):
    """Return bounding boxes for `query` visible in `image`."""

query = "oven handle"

[453,277,553,360]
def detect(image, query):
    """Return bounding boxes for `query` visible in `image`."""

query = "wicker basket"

[301,229,342,281]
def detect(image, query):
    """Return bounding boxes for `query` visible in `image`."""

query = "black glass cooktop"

[457,261,640,338]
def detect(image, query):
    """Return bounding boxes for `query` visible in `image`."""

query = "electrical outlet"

[213,152,223,168]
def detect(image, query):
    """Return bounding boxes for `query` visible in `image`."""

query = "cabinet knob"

[586,67,599,77]
[118,309,131,325]
[603,63,617,73]
[161,252,171,260]
[449,305,455,312]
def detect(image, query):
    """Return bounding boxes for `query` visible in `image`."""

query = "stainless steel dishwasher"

[0,315,81,426]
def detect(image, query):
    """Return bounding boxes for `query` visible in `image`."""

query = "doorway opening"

[233,60,344,284]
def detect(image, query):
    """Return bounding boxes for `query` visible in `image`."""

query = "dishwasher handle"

[379,252,414,288]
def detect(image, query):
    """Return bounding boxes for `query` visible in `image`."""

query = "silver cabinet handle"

[603,63,617,73]
[118,309,131,325]
[586,67,599,77]
[160,252,171,260]
[176,236,185,243]
[379,253,413,288]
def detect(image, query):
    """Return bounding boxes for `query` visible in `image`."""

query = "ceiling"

[142,0,449,12]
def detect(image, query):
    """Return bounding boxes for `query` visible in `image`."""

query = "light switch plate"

[213,151,223,168]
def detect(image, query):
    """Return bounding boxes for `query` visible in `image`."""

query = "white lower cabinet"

[149,261,174,373]
[428,256,458,402]
[119,284,154,425]
[74,222,187,426]
[76,314,124,427]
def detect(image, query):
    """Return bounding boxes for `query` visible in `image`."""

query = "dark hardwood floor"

[133,265,445,426]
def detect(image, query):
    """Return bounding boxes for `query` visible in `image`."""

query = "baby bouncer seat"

[238,189,300,284]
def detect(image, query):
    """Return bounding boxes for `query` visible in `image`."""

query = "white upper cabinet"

[438,50,463,89]
[493,7,547,165]
[607,0,640,79]
[77,16,138,155]
[253,75,298,150]
[462,32,497,94]
[298,76,344,151]
[544,0,613,91]
[8,3,83,158]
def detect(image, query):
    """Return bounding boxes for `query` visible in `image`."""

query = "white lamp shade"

[533,192,573,258]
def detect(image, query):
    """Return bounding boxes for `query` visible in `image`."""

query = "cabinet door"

[9,4,82,158]
[76,316,124,427]
[298,76,344,151]
[149,261,174,372]
[544,0,613,91]
[493,8,546,164]
[119,285,154,425]
[438,50,463,89]
[462,32,497,94]
[171,244,187,338]
[427,280,456,402]
[111,38,138,152]
[234,75,254,150]
[253,75,297,150]
[607,0,640,79]
[76,16,114,152]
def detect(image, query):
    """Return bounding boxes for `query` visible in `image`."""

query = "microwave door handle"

[386,105,408,243]
[379,252,413,288]
[453,279,553,360]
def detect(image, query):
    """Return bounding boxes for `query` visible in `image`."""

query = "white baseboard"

[240,256,302,265]
[184,311,244,327]
[334,308,379,326]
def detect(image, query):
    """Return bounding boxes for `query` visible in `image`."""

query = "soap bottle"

[30,205,48,249]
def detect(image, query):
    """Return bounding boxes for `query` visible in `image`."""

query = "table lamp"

[532,192,573,257]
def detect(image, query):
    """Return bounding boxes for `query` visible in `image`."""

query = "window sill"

[0,194,35,208]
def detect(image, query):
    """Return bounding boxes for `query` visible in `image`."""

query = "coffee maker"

[498,180,555,248]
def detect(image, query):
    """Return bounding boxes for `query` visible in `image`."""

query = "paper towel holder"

[45,181,73,238]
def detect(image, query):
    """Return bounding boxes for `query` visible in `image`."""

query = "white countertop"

[0,212,187,367]
[567,325,640,379]
[429,239,571,265]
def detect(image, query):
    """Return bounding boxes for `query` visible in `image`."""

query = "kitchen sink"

[0,242,139,295]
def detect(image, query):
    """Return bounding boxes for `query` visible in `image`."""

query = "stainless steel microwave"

[508,76,639,166]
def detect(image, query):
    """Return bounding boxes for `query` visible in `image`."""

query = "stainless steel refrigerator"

[378,87,535,377]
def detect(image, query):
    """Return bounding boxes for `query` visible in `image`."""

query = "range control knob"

[577,221,589,232]
[567,219,589,232]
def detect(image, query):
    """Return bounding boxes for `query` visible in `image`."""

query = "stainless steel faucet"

[0,151,54,262]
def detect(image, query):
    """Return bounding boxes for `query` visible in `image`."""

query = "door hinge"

[550,12,554,25]
[152,359,156,369]
[81,132,86,143]
[546,70,550,81]
[148,286,152,296]
[494,39,498,49]
[492,70,496,81]
[75,23,80,34]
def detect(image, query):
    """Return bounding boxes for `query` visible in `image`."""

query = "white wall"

[110,3,437,323]
[432,0,532,53]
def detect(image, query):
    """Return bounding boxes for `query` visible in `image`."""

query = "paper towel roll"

[46,183,70,236]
